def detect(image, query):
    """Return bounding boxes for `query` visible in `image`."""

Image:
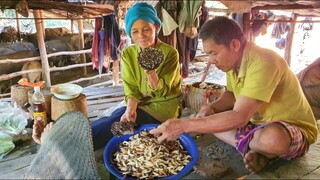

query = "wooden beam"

[284,13,297,66]
[0,0,114,17]
[243,13,251,40]
[15,10,21,41]
[33,10,51,87]
[77,15,87,75]
[28,0,84,14]
[252,4,315,10]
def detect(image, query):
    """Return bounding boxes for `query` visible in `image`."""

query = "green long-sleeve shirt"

[121,41,182,122]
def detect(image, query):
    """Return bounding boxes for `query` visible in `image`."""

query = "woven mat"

[24,111,100,179]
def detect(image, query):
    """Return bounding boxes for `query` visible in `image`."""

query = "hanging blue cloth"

[98,29,105,75]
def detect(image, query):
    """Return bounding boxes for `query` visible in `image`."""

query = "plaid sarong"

[235,121,309,160]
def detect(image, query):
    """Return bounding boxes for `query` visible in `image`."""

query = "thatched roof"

[0,0,320,19]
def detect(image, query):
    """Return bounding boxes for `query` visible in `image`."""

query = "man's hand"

[149,119,184,143]
[196,104,215,118]
[32,119,44,144]
[32,120,54,144]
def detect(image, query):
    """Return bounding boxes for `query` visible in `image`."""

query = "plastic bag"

[98,101,126,118]
[0,101,29,159]
[0,132,15,159]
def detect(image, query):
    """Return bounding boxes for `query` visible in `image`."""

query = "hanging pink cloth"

[91,17,102,70]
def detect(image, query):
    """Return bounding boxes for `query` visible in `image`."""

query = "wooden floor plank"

[87,102,120,113]
[87,96,123,105]
[83,86,124,96]
[0,166,30,179]
[0,154,35,175]
[0,140,38,163]
[86,92,124,100]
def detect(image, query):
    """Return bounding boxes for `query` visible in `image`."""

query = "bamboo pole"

[0,49,91,65]
[49,62,92,72]
[40,10,45,39]
[0,69,42,81]
[0,62,93,81]
[33,10,51,87]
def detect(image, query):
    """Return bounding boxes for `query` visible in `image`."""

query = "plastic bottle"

[32,86,47,126]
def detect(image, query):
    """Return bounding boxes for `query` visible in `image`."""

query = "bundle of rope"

[24,110,100,179]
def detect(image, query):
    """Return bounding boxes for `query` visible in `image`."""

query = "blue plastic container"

[104,124,199,180]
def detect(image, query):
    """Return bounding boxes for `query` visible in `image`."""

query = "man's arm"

[150,95,263,143]
[211,90,236,113]
[185,95,263,133]
[197,90,235,118]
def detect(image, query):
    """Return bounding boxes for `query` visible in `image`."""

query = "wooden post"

[242,13,251,41]
[39,10,45,39]
[71,19,74,33]
[284,13,297,66]
[78,15,87,75]
[15,10,21,41]
[33,10,51,87]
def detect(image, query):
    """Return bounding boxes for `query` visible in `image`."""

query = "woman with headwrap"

[89,2,182,149]
[32,2,182,150]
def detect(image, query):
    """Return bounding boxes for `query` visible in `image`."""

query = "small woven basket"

[184,82,225,113]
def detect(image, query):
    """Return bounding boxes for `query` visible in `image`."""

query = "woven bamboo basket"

[184,82,225,113]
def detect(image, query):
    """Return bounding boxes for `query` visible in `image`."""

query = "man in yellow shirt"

[151,16,318,174]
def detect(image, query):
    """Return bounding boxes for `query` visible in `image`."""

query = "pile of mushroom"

[113,130,191,179]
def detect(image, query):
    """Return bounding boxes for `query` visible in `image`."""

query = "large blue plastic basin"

[104,124,199,180]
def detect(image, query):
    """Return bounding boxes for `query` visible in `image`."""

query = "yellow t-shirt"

[226,42,318,144]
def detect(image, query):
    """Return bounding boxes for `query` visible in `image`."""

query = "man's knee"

[250,123,291,155]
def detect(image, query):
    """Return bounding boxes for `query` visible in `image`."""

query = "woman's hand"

[196,104,215,118]
[121,98,138,123]
[149,119,185,143]
[120,109,137,123]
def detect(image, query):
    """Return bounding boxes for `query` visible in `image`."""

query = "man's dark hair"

[199,16,246,48]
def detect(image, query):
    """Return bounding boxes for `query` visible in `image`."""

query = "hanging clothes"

[91,17,103,71]
[178,0,202,38]
[103,14,121,61]
[91,14,121,74]
[98,29,105,75]
[271,16,288,39]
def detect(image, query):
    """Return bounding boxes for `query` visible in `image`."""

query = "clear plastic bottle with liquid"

[32,86,47,126]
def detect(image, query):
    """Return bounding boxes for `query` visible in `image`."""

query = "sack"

[297,57,320,119]
[184,26,198,39]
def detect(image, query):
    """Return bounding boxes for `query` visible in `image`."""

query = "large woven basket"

[184,82,225,113]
